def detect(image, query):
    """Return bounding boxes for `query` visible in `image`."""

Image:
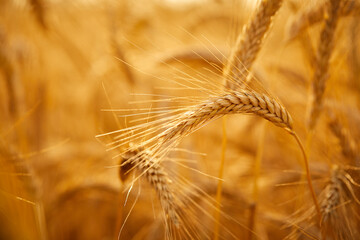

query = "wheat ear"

[154,89,321,218]
[328,113,359,165]
[320,165,360,239]
[307,0,341,131]
[328,114,358,163]
[223,0,283,89]
[321,166,341,225]
[29,0,47,30]
[159,90,293,144]
[287,163,358,239]
[288,0,359,41]
[120,148,179,228]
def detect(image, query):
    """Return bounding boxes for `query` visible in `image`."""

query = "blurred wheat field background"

[1,0,360,239]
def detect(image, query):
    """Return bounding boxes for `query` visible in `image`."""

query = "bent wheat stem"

[287,129,322,221]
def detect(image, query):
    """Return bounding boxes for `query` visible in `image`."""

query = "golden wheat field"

[1,0,360,239]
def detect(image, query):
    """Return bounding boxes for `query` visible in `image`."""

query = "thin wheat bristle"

[307,0,341,130]
[110,32,136,86]
[160,47,227,72]
[223,0,283,89]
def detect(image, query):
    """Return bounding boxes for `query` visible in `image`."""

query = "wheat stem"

[248,121,266,240]
[288,130,322,221]
[213,117,227,240]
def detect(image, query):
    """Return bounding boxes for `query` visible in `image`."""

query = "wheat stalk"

[110,84,322,222]
[307,0,341,131]
[149,88,321,219]
[223,0,283,89]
